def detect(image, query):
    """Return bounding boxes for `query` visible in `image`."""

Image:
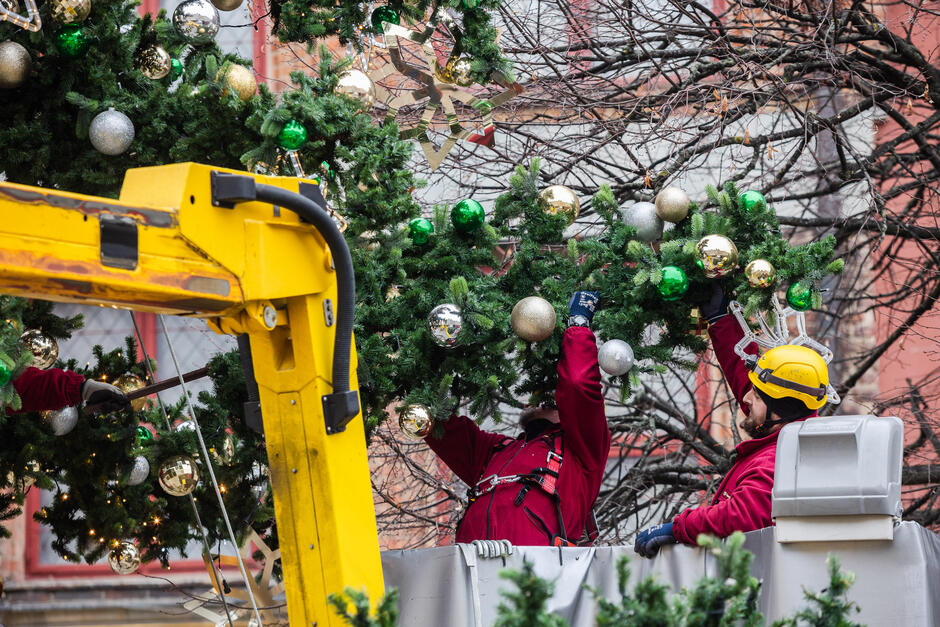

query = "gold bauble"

[434,57,474,87]
[50,0,91,24]
[0,40,30,90]
[510,296,557,343]
[335,69,376,109]
[218,64,256,101]
[108,540,141,575]
[538,185,580,225]
[385,285,401,302]
[399,404,433,441]
[137,44,171,80]
[210,0,243,10]
[696,235,739,279]
[655,186,691,223]
[745,259,775,288]
[158,455,200,497]
[114,373,148,411]
[19,329,58,369]
[209,434,236,465]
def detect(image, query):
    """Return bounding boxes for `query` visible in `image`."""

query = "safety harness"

[466,431,599,547]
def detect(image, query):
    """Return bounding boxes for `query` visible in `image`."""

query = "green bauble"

[657,265,689,301]
[407,217,434,245]
[786,282,814,311]
[55,24,91,58]
[451,199,485,233]
[739,190,766,212]
[170,57,184,80]
[136,425,154,443]
[0,354,12,387]
[277,119,307,151]
[370,6,400,33]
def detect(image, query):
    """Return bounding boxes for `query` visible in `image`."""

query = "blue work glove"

[568,291,600,326]
[634,522,677,558]
[700,283,730,324]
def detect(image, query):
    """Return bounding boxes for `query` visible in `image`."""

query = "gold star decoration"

[182,529,287,626]
[367,12,523,170]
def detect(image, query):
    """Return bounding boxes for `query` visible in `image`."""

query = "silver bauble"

[89,108,135,155]
[0,41,31,89]
[655,187,691,223]
[428,303,463,348]
[210,0,242,10]
[172,0,220,45]
[158,455,200,497]
[335,69,376,109]
[598,339,635,376]
[19,328,58,369]
[136,44,171,80]
[620,201,663,242]
[43,406,79,436]
[510,296,557,343]
[108,540,141,575]
[399,404,433,441]
[127,455,150,486]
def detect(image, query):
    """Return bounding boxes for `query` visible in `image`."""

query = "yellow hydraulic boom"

[0,162,383,626]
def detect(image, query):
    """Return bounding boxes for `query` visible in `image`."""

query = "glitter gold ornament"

[598,339,634,376]
[218,63,255,101]
[0,41,31,89]
[655,186,691,223]
[538,185,580,224]
[427,303,463,348]
[434,56,474,87]
[399,404,432,440]
[19,329,58,369]
[511,296,556,342]
[50,0,91,24]
[108,541,141,575]
[335,69,376,109]
[43,406,79,436]
[696,234,739,279]
[745,259,775,288]
[114,373,147,411]
[158,455,200,496]
[210,0,242,10]
[136,44,171,80]
[620,201,663,242]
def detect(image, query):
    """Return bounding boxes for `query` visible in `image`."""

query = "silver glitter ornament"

[0,41,31,89]
[19,329,58,369]
[136,44,171,80]
[108,540,141,575]
[511,296,556,343]
[172,0,220,45]
[655,186,691,223]
[158,455,200,496]
[598,339,634,376]
[210,0,242,10]
[399,404,432,441]
[428,303,463,348]
[43,405,79,436]
[619,201,663,242]
[89,108,135,155]
[127,455,150,486]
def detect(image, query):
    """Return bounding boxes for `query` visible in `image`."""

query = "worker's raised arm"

[555,292,610,473]
[702,286,758,411]
[425,414,511,487]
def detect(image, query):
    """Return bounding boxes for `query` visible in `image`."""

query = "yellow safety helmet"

[746,344,829,410]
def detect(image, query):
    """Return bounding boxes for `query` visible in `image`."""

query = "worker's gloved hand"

[700,283,730,324]
[568,291,600,327]
[634,522,677,558]
[81,379,131,413]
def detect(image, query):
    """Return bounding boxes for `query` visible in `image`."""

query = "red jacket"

[672,315,815,545]
[426,326,610,545]
[10,367,84,413]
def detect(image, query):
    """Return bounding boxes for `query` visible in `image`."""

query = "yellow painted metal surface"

[0,164,384,626]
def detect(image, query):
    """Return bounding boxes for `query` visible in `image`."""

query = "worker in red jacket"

[424,291,610,546]
[634,288,830,557]
[12,366,130,414]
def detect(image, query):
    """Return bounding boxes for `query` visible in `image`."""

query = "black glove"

[568,291,600,327]
[81,379,131,413]
[634,522,677,558]
[700,283,730,324]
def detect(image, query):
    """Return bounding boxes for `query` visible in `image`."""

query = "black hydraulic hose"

[252,183,355,396]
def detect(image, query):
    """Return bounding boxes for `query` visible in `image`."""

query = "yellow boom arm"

[0,162,383,626]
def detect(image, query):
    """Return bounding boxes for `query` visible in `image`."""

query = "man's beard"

[740,414,767,439]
